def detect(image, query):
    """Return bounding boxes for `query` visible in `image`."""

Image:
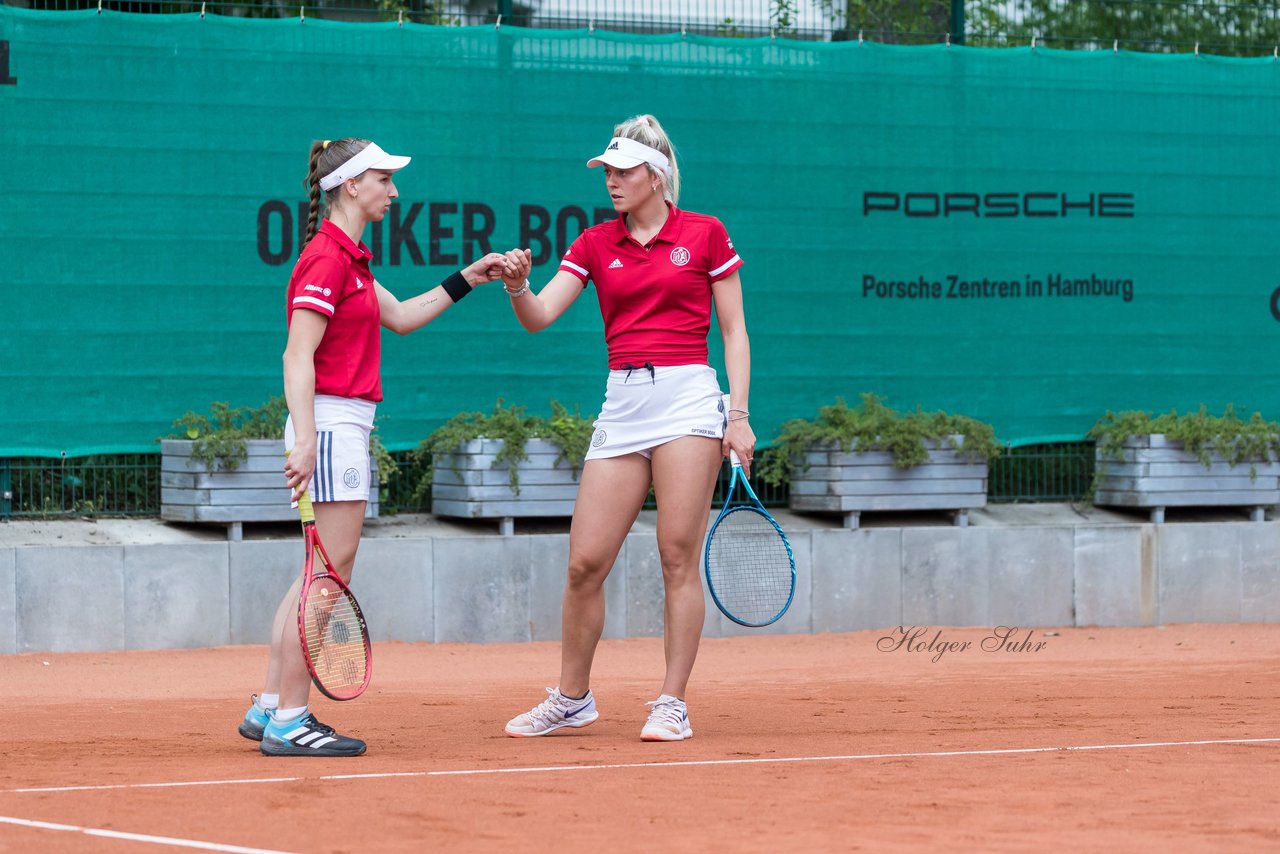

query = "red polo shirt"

[286,219,383,402]
[559,204,743,369]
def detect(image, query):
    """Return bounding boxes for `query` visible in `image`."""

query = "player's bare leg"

[275,499,365,710]
[649,436,721,699]
[558,454,652,696]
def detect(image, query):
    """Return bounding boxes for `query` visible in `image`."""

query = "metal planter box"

[161,439,378,539]
[1093,434,1280,522]
[788,437,988,529]
[431,438,582,534]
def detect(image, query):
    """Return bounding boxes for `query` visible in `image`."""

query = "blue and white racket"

[704,450,796,627]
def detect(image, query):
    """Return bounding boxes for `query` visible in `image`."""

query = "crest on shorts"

[591,429,607,448]
[343,467,361,489]
[670,247,690,267]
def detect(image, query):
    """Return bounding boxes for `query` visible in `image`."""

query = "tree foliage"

[809,0,1280,54]
[815,0,954,43]
[983,0,1280,53]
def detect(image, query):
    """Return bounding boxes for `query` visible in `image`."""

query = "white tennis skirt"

[586,364,726,461]
[284,395,376,502]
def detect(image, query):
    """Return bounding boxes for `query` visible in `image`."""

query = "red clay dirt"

[2,625,1278,852]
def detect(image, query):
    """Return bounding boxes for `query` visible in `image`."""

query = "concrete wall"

[3,519,1279,654]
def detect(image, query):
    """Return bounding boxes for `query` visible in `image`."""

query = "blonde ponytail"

[614,114,680,205]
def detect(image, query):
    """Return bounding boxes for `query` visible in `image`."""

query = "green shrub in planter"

[757,393,1001,487]
[165,394,395,478]
[409,398,595,501]
[167,395,290,471]
[1087,405,1280,521]
[758,394,1001,529]
[161,395,392,538]
[1088,405,1280,472]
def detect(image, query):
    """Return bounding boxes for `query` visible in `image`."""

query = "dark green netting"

[2,7,1278,455]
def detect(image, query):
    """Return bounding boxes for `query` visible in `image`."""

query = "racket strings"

[302,581,369,693]
[706,508,794,625]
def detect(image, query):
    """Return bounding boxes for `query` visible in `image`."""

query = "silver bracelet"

[505,280,530,298]
[728,414,751,422]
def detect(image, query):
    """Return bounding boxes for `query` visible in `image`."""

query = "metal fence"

[6,0,1280,54]
[0,454,161,519]
[988,442,1096,505]
[0,443,1095,520]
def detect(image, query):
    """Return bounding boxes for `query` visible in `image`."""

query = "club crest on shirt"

[591,429,607,448]
[670,247,690,266]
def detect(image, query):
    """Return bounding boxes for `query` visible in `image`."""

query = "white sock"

[257,693,279,710]
[273,705,308,723]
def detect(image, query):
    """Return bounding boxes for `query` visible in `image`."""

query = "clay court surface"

[2,624,1278,852]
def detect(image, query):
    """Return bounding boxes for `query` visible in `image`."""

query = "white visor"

[586,137,671,177]
[319,142,411,191]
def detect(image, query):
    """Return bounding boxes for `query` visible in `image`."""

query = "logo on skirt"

[591,429,607,448]
[343,468,361,489]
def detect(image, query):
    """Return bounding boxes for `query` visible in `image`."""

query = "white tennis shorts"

[284,395,376,503]
[586,363,726,461]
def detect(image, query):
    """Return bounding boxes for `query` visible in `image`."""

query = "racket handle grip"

[729,449,742,467]
[297,489,315,524]
[285,449,317,523]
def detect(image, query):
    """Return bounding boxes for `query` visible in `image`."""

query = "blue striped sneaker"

[260,712,367,757]
[505,687,599,737]
[237,694,272,742]
[641,694,693,742]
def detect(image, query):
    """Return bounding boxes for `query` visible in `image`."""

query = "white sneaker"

[641,694,693,741]
[505,687,599,737]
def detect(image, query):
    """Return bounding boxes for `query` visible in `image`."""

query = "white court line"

[0,814,295,854]
[326,736,1280,780]
[7,736,1278,795]
[11,776,303,794]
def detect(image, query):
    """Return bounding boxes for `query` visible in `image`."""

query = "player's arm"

[376,252,508,335]
[499,248,585,332]
[712,270,755,473]
[282,308,328,502]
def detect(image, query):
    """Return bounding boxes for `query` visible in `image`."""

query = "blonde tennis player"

[501,114,755,741]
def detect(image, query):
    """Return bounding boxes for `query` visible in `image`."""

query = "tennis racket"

[704,450,796,627]
[297,490,372,701]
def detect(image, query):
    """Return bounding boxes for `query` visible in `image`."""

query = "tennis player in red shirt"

[238,138,511,756]
[502,115,755,741]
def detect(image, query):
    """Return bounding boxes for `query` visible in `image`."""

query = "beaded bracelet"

[505,280,530,298]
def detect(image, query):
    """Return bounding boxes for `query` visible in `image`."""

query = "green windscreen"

[2,7,1277,455]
